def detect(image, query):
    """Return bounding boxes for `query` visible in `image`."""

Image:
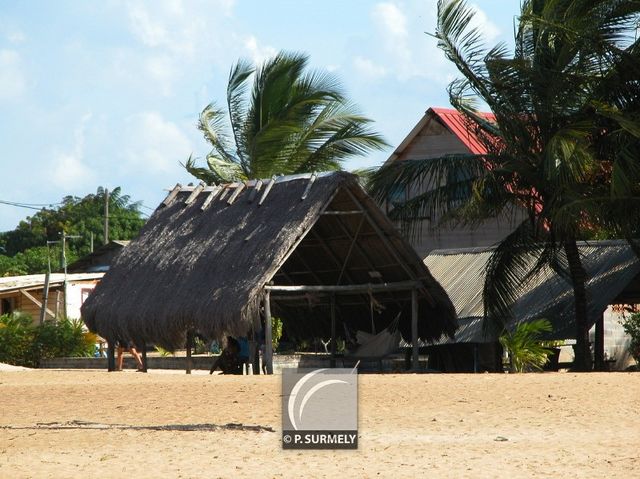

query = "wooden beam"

[184,182,206,205]
[266,280,422,294]
[258,176,277,206]
[412,288,419,370]
[336,216,365,285]
[162,184,182,207]
[321,210,363,215]
[20,289,55,319]
[200,186,222,210]
[264,291,274,374]
[343,188,436,307]
[248,180,263,203]
[227,182,246,204]
[300,172,317,200]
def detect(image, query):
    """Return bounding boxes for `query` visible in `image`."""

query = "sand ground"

[0,369,638,479]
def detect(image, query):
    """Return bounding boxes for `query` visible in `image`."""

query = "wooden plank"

[248,180,263,203]
[264,291,274,374]
[218,187,231,202]
[227,182,246,204]
[258,176,277,206]
[200,186,222,210]
[20,289,55,319]
[184,182,206,205]
[300,172,317,200]
[265,280,422,294]
[162,184,182,207]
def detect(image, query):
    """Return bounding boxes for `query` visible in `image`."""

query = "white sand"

[0,370,638,478]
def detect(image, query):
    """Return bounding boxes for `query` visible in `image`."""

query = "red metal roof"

[429,107,495,155]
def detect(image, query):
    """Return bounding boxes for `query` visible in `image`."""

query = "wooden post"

[39,271,50,325]
[330,293,336,368]
[186,330,193,375]
[264,292,274,374]
[107,340,115,372]
[411,288,419,370]
[594,312,605,371]
[141,342,147,373]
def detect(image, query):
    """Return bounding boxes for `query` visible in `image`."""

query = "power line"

[0,199,62,210]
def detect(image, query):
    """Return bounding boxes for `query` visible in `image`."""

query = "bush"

[620,312,640,365]
[499,319,554,373]
[0,313,96,367]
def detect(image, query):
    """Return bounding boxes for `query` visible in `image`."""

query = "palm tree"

[185,51,387,183]
[369,0,640,371]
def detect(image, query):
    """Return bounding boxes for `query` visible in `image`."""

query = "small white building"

[0,273,103,322]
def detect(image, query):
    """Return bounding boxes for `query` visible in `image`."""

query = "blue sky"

[0,0,520,232]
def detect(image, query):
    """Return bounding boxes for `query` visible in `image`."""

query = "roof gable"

[82,172,457,349]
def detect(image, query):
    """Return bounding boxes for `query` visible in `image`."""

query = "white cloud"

[0,50,26,100]
[145,55,176,96]
[353,56,387,79]
[123,112,193,175]
[51,114,96,189]
[244,35,277,66]
[470,3,501,44]
[372,2,408,38]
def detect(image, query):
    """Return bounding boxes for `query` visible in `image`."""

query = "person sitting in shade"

[116,339,144,372]
[210,336,242,375]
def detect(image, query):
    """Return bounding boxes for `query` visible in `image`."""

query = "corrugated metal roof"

[424,241,640,344]
[0,273,104,294]
[430,107,495,155]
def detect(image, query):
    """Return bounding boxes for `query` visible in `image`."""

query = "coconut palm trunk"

[564,239,591,371]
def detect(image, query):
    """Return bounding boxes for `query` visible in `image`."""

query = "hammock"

[347,313,402,359]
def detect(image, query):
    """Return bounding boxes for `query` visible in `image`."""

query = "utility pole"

[60,232,80,319]
[104,188,109,245]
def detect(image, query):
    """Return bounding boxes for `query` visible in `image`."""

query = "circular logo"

[283,434,292,444]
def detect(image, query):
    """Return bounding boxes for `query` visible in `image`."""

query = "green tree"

[0,187,145,275]
[369,0,640,371]
[185,51,387,183]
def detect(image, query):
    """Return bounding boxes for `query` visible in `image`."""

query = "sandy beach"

[0,369,638,478]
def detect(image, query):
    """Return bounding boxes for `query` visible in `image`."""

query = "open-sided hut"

[81,171,457,372]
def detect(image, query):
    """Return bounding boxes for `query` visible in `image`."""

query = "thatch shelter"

[82,172,457,372]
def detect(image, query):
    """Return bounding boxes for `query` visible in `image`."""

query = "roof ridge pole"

[264,291,274,374]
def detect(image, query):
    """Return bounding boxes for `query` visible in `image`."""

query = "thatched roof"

[82,172,456,350]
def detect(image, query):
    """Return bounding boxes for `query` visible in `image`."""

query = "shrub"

[272,316,283,351]
[0,313,95,367]
[499,319,554,373]
[620,312,640,365]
